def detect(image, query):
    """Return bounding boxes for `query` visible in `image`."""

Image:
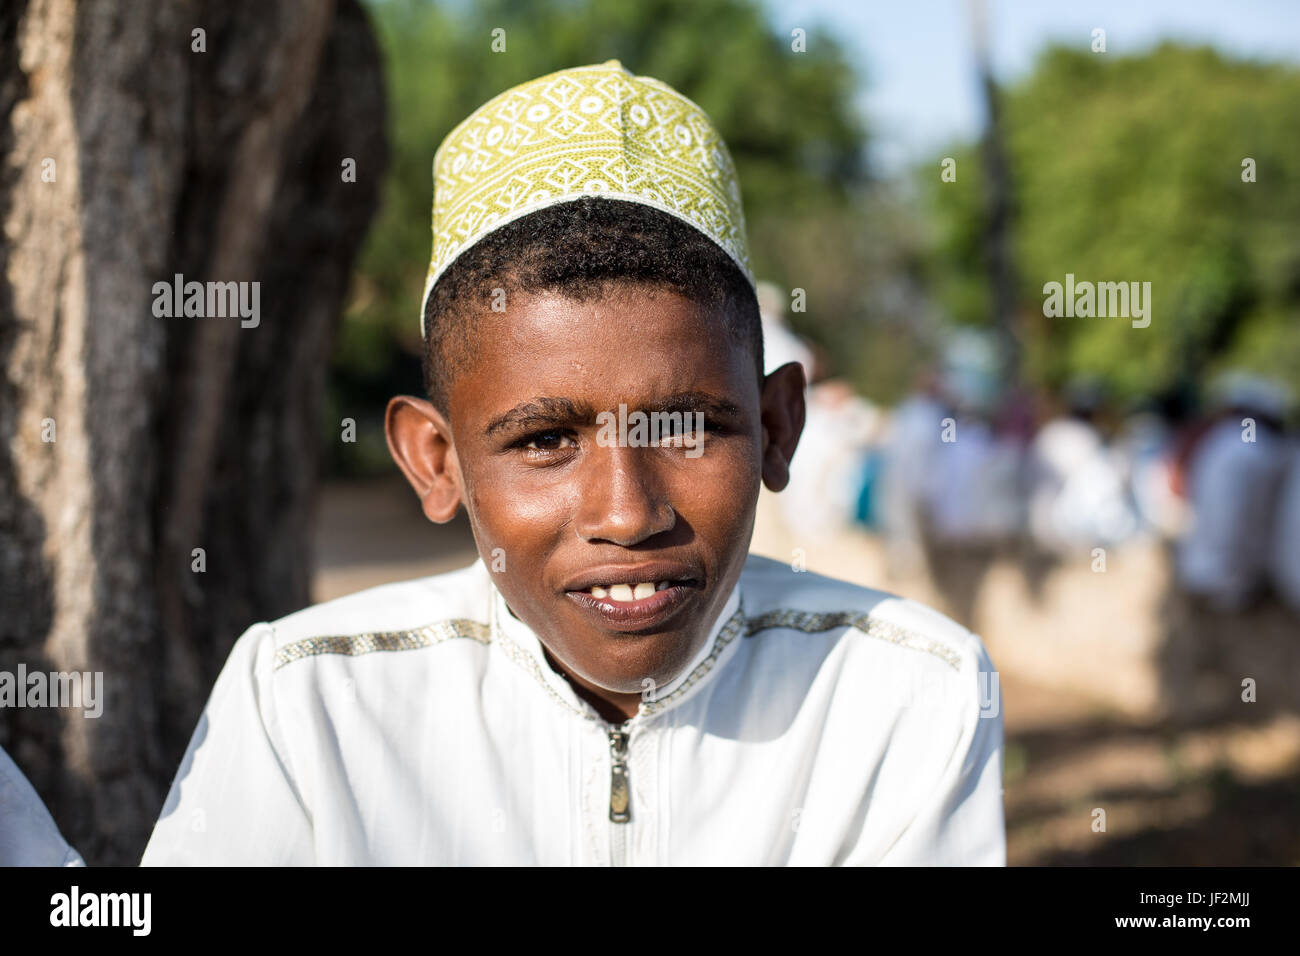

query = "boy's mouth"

[561,564,702,631]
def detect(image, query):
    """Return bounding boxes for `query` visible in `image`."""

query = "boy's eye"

[521,430,576,452]
[656,423,701,445]
[654,418,719,446]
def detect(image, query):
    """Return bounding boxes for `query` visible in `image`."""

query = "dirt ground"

[312,476,1300,865]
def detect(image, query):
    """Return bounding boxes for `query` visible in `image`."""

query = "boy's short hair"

[421,196,764,413]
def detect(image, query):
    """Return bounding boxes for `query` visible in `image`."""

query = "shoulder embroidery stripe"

[272,619,490,671]
[268,607,961,678]
[743,609,963,670]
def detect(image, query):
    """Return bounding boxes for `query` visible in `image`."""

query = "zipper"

[607,722,635,866]
[608,727,631,823]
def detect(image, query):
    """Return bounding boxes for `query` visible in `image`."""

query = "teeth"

[587,581,681,601]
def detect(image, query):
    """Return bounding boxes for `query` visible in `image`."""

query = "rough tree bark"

[0,0,387,864]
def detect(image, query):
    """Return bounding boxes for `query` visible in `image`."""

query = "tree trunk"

[0,0,387,864]
[968,0,1021,385]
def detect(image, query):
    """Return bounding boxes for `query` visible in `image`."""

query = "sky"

[761,0,1300,174]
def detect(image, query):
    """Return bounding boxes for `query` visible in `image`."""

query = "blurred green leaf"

[923,42,1300,406]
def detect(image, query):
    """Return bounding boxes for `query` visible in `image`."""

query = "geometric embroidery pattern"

[420,60,754,333]
[743,609,964,670]
[271,618,489,670]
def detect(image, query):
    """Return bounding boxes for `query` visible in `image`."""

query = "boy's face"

[388,285,804,719]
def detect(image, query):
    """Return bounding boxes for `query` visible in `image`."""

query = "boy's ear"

[758,361,806,493]
[385,396,463,523]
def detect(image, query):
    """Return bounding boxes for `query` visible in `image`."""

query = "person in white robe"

[756,280,814,384]
[141,554,1004,865]
[1177,376,1291,611]
[779,381,882,542]
[1029,410,1137,554]
[1270,440,1300,612]
[0,745,84,866]
[880,373,948,576]
[143,61,1004,869]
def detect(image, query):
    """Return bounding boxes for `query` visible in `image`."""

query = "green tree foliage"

[924,43,1300,405]
[332,0,871,472]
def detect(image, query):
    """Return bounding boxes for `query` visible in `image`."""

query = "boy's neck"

[540,645,641,725]
[502,596,643,724]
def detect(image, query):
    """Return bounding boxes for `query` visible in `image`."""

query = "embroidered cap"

[420,60,754,334]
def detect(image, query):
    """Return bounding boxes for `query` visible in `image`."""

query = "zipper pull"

[608,729,631,823]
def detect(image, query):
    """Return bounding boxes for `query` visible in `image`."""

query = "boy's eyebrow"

[641,391,743,420]
[485,397,597,436]
[483,391,743,437]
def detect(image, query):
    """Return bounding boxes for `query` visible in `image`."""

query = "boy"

[142,61,1004,865]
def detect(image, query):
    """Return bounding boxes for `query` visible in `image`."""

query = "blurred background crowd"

[771,308,1299,618]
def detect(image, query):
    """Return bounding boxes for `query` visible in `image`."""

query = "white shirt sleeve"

[141,623,315,865]
[0,745,84,866]
[845,641,1006,866]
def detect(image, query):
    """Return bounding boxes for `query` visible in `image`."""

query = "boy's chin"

[567,624,711,697]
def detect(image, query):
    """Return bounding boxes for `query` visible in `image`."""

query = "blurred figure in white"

[754,281,886,542]
[1116,401,1188,539]
[756,281,814,382]
[753,281,888,545]
[880,367,948,575]
[1028,381,1139,555]
[927,412,1023,545]
[781,379,883,541]
[0,745,84,866]
[1177,373,1292,611]
[926,332,1024,546]
[1270,439,1300,612]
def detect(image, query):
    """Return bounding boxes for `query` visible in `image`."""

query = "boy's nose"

[574,446,676,546]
